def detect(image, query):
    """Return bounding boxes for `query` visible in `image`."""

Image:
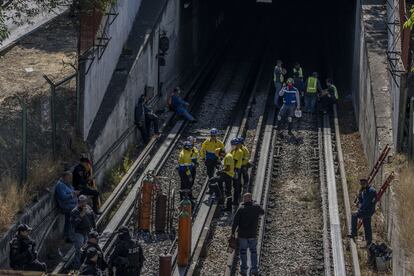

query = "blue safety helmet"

[210,128,218,136]
[183,141,192,149]
[231,137,240,146]
[237,136,245,144]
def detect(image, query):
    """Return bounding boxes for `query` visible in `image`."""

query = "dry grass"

[395,162,414,272]
[0,158,61,234]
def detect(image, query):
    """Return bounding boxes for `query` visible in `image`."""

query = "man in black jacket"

[71,195,96,269]
[79,247,102,276]
[9,224,47,272]
[81,231,107,272]
[109,226,145,276]
[73,157,100,213]
[135,94,159,143]
[231,193,264,276]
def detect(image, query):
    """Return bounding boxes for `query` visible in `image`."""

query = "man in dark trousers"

[79,247,102,276]
[71,195,97,269]
[54,170,79,242]
[81,230,107,272]
[109,226,145,276]
[349,179,377,245]
[231,193,264,276]
[73,157,100,214]
[9,224,47,272]
[134,94,160,143]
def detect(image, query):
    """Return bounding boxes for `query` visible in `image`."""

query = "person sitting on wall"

[134,93,160,143]
[73,155,101,214]
[169,87,196,122]
[9,224,47,272]
[54,170,79,243]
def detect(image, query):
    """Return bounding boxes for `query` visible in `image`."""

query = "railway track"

[52,17,265,275]
[217,107,360,275]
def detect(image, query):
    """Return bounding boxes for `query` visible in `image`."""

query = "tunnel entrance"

[194,0,357,94]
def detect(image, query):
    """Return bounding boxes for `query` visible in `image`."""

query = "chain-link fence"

[0,72,80,186]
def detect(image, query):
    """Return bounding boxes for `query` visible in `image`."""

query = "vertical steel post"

[51,85,57,160]
[21,102,27,185]
[157,28,161,96]
[20,67,34,185]
[76,67,81,134]
[409,97,414,160]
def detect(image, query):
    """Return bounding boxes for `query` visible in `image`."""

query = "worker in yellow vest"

[238,136,250,190]
[200,128,225,178]
[274,60,287,108]
[304,72,323,113]
[207,148,234,211]
[320,78,339,114]
[292,62,304,96]
[231,137,244,207]
[187,136,199,189]
[178,141,194,199]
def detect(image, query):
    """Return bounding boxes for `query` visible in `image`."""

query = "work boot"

[287,122,293,135]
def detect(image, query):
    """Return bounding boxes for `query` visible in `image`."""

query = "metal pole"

[409,97,414,160]
[76,67,81,134]
[51,85,57,160]
[21,102,27,185]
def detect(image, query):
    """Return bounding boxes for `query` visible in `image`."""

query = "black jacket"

[81,242,108,270]
[232,202,264,239]
[9,235,37,269]
[73,163,89,190]
[70,205,96,235]
[109,234,145,270]
[79,260,102,276]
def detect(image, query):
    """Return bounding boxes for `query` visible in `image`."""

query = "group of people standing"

[273,60,339,134]
[177,128,250,211]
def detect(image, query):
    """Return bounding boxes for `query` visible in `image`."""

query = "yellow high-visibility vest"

[274,66,284,83]
[293,67,303,78]
[331,84,339,100]
[306,77,318,93]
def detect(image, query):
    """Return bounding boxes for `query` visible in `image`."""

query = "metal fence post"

[409,97,414,160]
[51,85,57,160]
[21,102,27,185]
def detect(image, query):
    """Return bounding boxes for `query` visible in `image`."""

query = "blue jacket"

[54,180,78,212]
[358,186,377,217]
[280,86,299,105]
[171,95,188,113]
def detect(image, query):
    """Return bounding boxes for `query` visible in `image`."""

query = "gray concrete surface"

[353,0,409,274]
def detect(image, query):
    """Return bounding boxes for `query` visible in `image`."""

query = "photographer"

[71,195,96,269]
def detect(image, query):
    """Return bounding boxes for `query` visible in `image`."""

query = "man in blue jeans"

[231,193,264,276]
[54,171,79,243]
[170,87,196,122]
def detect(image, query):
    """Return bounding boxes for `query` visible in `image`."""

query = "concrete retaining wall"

[82,0,143,139]
[353,0,409,274]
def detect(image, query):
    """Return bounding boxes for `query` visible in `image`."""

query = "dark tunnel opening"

[195,0,357,94]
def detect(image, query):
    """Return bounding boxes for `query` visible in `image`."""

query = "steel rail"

[51,37,228,274]
[171,50,265,276]
[223,60,273,276]
[332,105,361,276]
[323,114,346,275]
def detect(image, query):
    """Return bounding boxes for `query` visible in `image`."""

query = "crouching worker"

[9,224,47,272]
[79,247,102,276]
[207,148,234,211]
[169,87,196,122]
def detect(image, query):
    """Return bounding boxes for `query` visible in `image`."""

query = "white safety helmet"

[294,109,302,118]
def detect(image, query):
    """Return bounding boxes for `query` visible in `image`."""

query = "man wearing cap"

[9,224,47,272]
[109,226,145,276]
[81,231,107,272]
[349,179,377,245]
[238,137,251,189]
[54,171,79,242]
[178,140,195,200]
[73,156,101,214]
[71,195,97,269]
[79,247,102,276]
